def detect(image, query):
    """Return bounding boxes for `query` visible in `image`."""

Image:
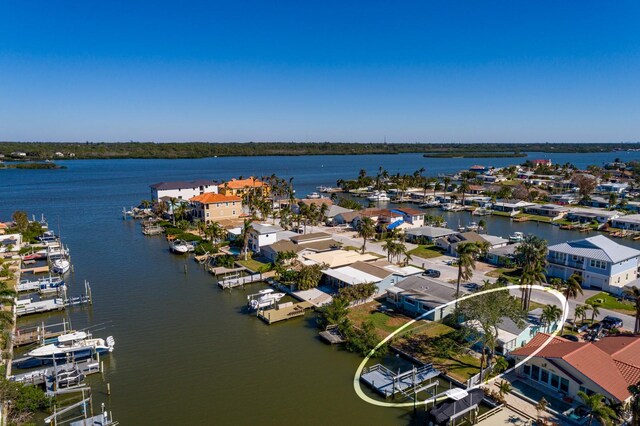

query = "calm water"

[1,151,639,425]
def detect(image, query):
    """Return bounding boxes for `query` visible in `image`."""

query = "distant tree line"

[1,141,639,159]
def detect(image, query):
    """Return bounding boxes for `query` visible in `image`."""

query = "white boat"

[169,239,194,254]
[465,222,479,232]
[306,192,321,199]
[247,289,285,310]
[36,230,58,244]
[51,258,70,274]
[509,232,525,243]
[27,331,115,362]
[441,203,455,211]
[472,208,491,216]
[367,191,390,201]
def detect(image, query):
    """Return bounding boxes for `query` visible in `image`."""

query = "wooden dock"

[13,321,71,347]
[20,265,50,274]
[218,271,276,289]
[257,300,313,324]
[360,364,440,398]
[10,358,101,394]
[319,325,345,344]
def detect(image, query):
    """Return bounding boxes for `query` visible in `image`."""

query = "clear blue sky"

[1,1,638,143]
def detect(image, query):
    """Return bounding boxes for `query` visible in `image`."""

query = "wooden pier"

[360,363,440,398]
[218,271,275,289]
[10,358,101,395]
[257,300,313,324]
[13,321,71,347]
[20,265,50,275]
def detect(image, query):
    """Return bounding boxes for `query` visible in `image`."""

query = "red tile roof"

[223,177,266,189]
[189,193,242,204]
[511,333,640,402]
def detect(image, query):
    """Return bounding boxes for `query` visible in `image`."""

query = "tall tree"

[577,392,616,426]
[541,304,563,332]
[574,304,587,330]
[357,217,376,254]
[239,219,253,261]
[455,242,480,301]
[516,235,548,310]
[588,302,601,324]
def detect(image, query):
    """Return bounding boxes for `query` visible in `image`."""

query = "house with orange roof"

[219,177,270,197]
[510,333,640,404]
[189,193,243,224]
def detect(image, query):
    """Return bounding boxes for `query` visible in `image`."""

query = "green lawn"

[348,301,424,338]
[514,213,553,223]
[408,244,446,259]
[237,257,269,272]
[586,292,635,314]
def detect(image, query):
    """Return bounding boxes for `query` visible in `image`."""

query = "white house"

[547,235,640,295]
[247,224,294,253]
[491,199,536,216]
[150,180,218,201]
[612,214,640,231]
[566,207,621,224]
[597,182,628,194]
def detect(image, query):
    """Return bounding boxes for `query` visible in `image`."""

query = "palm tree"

[455,242,480,301]
[443,177,451,202]
[382,239,397,262]
[564,273,584,301]
[535,397,549,422]
[577,391,616,426]
[357,217,376,254]
[588,302,601,324]
[239,219,253,261]
[319,297,350,330]
[624,286,640,334]
[574,304,587,330]
[168,197,178,226]
[542,304,563,332]
[497,380,512,400]
[628,383,640,426]
[516,235,548,310]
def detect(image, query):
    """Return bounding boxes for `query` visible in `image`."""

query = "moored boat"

[247,289,285,310]
[367,191,390,201]
[169,239,194,254]
[26,331,115,362]
[509,231,525,242]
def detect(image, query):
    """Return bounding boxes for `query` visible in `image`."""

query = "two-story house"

[219,177,270,197]
[150,180,218,201]
[547,235,640,295]
[189,193,242,223]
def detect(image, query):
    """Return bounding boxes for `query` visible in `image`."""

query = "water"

[0,151,638,425]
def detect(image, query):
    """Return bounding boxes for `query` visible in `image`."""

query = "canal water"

[1,151,639,425]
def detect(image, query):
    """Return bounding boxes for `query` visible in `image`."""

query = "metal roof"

[548,235,640,264]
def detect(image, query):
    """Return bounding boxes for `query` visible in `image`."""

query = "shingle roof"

[548,235,640,263]
[189,193,241,203]
[511,333,640,402]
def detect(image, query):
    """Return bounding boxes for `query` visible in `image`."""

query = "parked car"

[561,334,580,342]
[601,316,623,329]
[422,269,441,278]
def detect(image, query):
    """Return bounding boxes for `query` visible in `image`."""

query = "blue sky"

[1,1,639,143]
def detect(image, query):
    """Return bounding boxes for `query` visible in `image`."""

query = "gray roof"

[488,243,520,257]
[406,226,456,238]
[150,180,217,190]
[251,223,283,234]
[392,276,463,306]
[480,234,509,247]
[548,235,640,263]
[290,232,331,243]
[614,214,640,224]
[326,205,353,218]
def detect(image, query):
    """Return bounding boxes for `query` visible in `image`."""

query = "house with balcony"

[150,179,218,201]
[510,334,640,405]
[189,193,242,223]
[546,235,640,295]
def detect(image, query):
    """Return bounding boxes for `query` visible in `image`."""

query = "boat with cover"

[306,192,321,199]
[367,191,390,201]
[51,258,71,274]
[509,231,525,243]
[27,331,115,362]
[247,289,285,310]
[169,239,194,254]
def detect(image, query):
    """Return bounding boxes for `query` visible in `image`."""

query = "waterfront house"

[484,243,520,266]
[386,207,425,229]
[405,226,457,244]
[301,249,379,268]
[547,235,640,294]
[581,195,611,209]
[464,308,556,355]
[523,204,568,220]
[261,232,341,263]
[322,260,422,295]
[510,333,640,404]
[436,232,508,256]
[566,207,620,224]
[385,276,461,320]
[0,233,22,250]
[612,214,640,231]
[531,159,552,167]
[247,223,285,253]
[491,199,536,216]
[150,179,218,201]
[219,177,270,197]
[189,193,242,224]
[469,165,489,173]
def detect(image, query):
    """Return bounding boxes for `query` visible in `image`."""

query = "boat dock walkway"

[360,364,440,398]
[17,281,93,316]
[218,271,276,289]
[257,300,313,324]
[10,358,101,394]
[20,265,50,275]
[13,321,71,347]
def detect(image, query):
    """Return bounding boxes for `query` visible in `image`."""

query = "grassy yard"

[393,323,481,382]
[485,267,520,279]
[586,292,635,314]
[347,301,425,339]
[514,213,553,223]
[408,244,446,259]
[236,257,269,272]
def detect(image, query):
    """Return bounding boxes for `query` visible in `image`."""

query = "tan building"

[219,177,270,197]
[190,193,242,223]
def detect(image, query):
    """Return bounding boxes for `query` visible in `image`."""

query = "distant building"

[566,207,620,224]
[547,235,640,295]
[531,159,552,167]
[597,182,628,194]
[491,199,536,216]
[11,151,27,157]
[523,204,568,220]
[219,177,270,197]
[150,180,218,201]
[189,193,242,224]
[612,214,640,231]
